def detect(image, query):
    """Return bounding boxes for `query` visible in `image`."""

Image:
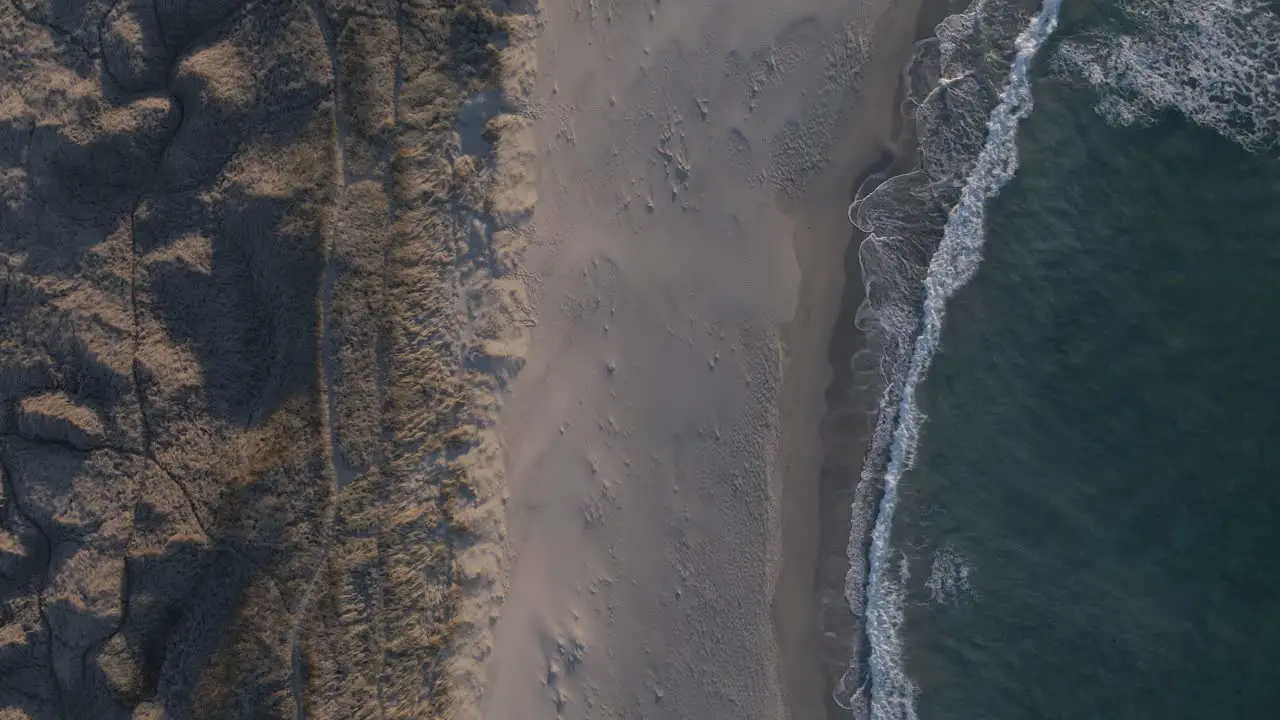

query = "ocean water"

[842,0,1280,717]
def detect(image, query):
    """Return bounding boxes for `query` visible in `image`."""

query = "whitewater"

[847,1,1065,717]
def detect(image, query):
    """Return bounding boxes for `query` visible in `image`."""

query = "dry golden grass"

[15,391,104,449]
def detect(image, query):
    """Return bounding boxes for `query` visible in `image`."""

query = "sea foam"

[842,1,1063,717]
[1054,0,1280,152]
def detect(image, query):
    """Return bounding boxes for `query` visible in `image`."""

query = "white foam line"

[857,2,1064,717]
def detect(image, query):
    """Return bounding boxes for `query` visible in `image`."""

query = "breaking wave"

[838,1,1063,717]
[1053,0,1280,153]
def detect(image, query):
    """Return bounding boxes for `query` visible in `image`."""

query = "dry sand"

[478,0,931,718]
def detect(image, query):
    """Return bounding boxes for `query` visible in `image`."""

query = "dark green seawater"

[894,55,1280,719]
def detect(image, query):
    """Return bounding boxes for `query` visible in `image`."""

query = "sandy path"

[485,0,924,717]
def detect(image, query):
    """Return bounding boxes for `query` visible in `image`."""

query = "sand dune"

[0,1,509,717]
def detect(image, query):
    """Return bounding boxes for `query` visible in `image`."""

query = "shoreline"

[471,1,958,718]
[803,0,962,715]
[771,1,942,716]
[831,0,1058,713]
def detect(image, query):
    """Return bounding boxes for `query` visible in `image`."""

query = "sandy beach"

[478,1,932,717]
[0,0,935,716]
